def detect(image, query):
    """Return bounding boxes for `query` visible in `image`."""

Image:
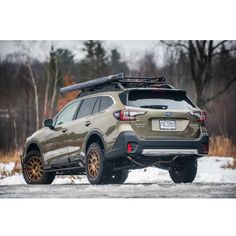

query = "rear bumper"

[105,131,209,159]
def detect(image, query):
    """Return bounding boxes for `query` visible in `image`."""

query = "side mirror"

[44,119,54,129]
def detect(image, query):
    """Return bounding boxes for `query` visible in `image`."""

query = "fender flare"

[24,139,43,158]
[84,129,106,153]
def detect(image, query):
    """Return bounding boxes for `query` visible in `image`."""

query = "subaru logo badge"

[165,112,172,117]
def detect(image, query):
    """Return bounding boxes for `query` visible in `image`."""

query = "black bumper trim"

[105,131,209,159]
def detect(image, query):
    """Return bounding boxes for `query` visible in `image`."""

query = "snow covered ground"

[0,156,235,185]
[0,162,16,177]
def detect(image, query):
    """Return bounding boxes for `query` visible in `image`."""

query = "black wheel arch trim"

[84,129,106,154]
[24,139,44,160]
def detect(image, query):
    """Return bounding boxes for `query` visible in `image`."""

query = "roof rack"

[59,72,174,94]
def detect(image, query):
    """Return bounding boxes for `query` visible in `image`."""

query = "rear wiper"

[140,105,167,109]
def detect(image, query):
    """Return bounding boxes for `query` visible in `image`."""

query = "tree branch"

[212,40,228,50]
[212,46,236,57]
[160,40,189,50]
[204,76,236,105]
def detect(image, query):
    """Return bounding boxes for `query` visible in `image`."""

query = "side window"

[77,97,98,119]
[92,97,100,114]
[55,101,80,126]
[100,96,114,111]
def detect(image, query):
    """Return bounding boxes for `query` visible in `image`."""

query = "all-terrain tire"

[169,158,198,183]
[22,150,56,184]
[86,143,109,185]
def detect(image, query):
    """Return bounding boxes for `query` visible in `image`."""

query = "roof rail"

[60,73,174,94]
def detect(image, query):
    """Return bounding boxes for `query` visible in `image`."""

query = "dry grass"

[209,136,236,157]
[209,136,236,169]
[0,150,21,164]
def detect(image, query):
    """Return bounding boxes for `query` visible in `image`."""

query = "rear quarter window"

[100,96,114,111]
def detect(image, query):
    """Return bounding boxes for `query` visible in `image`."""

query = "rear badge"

[165,112,172,117]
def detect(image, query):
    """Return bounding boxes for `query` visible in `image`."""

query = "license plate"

[159,120,176,130]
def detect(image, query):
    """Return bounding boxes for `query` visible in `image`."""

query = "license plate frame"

[159,120,176,130]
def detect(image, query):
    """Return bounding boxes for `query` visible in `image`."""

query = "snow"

[0,162,15,178]
[0,157,235,185]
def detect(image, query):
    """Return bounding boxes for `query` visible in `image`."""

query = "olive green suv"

[21,73,209,185]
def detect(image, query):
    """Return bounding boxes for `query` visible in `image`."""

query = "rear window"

[128,90,195,110]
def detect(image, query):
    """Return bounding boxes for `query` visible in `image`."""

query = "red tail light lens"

[199,111,206,122]
[113,109,147,121]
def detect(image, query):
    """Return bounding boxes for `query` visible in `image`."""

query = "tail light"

[113,109,147,121]
[199,111,207,122]
[189,110,206,123]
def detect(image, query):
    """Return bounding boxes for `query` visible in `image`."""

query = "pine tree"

[109,49,129,74]
[79,40,109,81]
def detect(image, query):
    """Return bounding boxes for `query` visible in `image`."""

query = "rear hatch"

[123,89,201,140]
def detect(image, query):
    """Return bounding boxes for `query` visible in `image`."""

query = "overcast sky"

[0,40,163,69]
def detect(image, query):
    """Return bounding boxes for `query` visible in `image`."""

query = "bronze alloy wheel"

[88,149,100,179]
[26,156,44,182]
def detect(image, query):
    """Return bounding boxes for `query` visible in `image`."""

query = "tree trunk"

[26,82,30,137]
[27,63,40,130]
[43,65,50,117]
[8,102,18,151]
[50,58,59,117]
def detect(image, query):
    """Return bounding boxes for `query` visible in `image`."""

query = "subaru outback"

[21,73,209,185]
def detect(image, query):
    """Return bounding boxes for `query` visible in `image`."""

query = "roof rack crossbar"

[121,80,166,84]
[123,76,166,82]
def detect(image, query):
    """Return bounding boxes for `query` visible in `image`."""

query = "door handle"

[61,128,68,133]
[85,121,91,127]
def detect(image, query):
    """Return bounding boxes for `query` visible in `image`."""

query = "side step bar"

[45,166,85,173]
[141,149,198,156]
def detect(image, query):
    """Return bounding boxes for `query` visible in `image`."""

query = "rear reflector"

[127,143,132,153]
[127,143,138,153]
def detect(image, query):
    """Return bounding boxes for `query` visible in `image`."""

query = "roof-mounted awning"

[60,72,173,94]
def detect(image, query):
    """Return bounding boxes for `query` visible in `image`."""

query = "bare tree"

[15,41,41,130]
[43,63,50,117]
[161,40,236,108]
[26,62,40,130]
[49,55,60,117]
[137,52,159,76]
